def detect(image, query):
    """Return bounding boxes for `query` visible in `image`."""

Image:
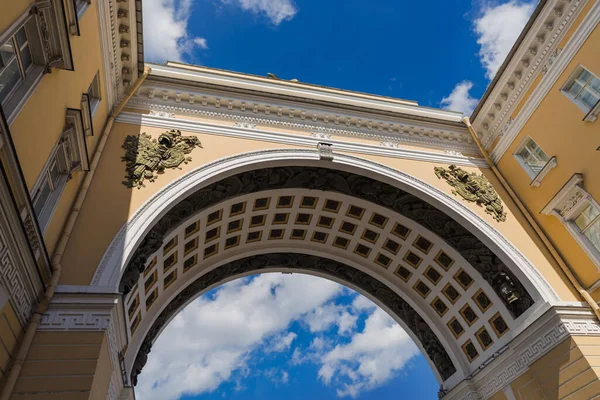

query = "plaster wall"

[509,336,600,399]
[6,0,110,254]
[0,0,33,34]
[496,19,600,291]
[57,118,578,302]
[13,331,106,399]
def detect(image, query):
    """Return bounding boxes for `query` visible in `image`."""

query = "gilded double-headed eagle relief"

[121,129,202,188]
[434,165,507,222]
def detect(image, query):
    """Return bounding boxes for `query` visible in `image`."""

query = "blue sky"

[137,1,538,398]
[142,0,536,115]
[135,274,438,400]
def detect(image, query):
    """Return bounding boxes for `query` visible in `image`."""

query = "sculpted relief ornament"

[122,129,202,188]
[434,165,507,222]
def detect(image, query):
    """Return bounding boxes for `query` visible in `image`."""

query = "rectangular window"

[563,67,600,121]
[88,72,101,117]
[515,137,550,177]
[543,175,600,269]
[68,0,91,35]
[31,109,88,231]
[0,25,34,104]
[74,0,90,17]
[575,204,600,254]
[32,146,70,231]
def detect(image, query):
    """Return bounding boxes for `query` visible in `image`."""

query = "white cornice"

[97,0,141,109]
[149,63,464,123]
[127,85,478,153]
[490,1,600,162]
[473,0,589,151]
[116,111,489,168]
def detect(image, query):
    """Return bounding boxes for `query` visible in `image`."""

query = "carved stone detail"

[118,166,533,317]
[130,253,457,386]
[434,165,507,222]
[121,129,202,188]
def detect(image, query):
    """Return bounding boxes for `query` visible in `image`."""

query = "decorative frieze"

[127,95,477,154]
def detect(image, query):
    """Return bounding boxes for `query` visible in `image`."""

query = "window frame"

[66,0,92,36]
[0,14,46,121]
[30,108,89,232]
[561,65,600,122]
[542,174,600,269]
[31,141,71,232]
[88,71,101,117]
[513,136,557,186]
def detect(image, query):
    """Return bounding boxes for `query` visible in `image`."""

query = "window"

[0,5,74,122]
[543,174,600,268]
[514,138,556,186]
[67,0,92,35]
[0,25,36,104]
[31,109,89,231]
[81,72,101,136]
[32,146,70,229]
[562,67,600,121]
[88,72,101,117]
[74,0,91,17]
[574,204,600,254]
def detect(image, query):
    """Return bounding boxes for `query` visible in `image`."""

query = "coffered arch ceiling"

[99,151,557,391]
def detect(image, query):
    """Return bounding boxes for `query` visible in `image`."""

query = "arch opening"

[130,253,458,386]
[134,271,441,400]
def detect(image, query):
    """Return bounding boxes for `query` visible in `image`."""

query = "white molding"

[127,88,477,153]
[541,173,584,216]
[116,111,489,168]
[474,0,589,150]
[96,0,118,110]
[446,306,600,400]
[151,63,464,123]
[0,173,41,326]
[490,1,600,163]
[38,294,129,393]
[584,98,600,122]
[92,149,558,307]
[530,156,557,187]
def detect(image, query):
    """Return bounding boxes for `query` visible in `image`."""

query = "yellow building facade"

[0,0,599,399]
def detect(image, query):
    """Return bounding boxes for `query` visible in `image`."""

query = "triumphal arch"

[0,0,599,399]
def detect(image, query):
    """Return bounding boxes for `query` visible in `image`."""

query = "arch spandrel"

[95,151,555,303]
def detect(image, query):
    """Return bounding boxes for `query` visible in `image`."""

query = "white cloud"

[303,304,358,335]
[315,308,420,398]
[474,1,536,79]
[221,0,298,25]
[143,0,209,63]
[135,274,342,400]
[440,81,479,115]
[266,332,297,353]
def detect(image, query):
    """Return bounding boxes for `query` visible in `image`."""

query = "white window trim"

[560,65,600,123]
[0,12,46,124]
[530,156,557,187]
[66,0,92,36]
[30,108,89,231]
[542,174,600,270]
[513,137,555,185]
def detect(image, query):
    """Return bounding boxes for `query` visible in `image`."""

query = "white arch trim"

[92,149,559,305]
